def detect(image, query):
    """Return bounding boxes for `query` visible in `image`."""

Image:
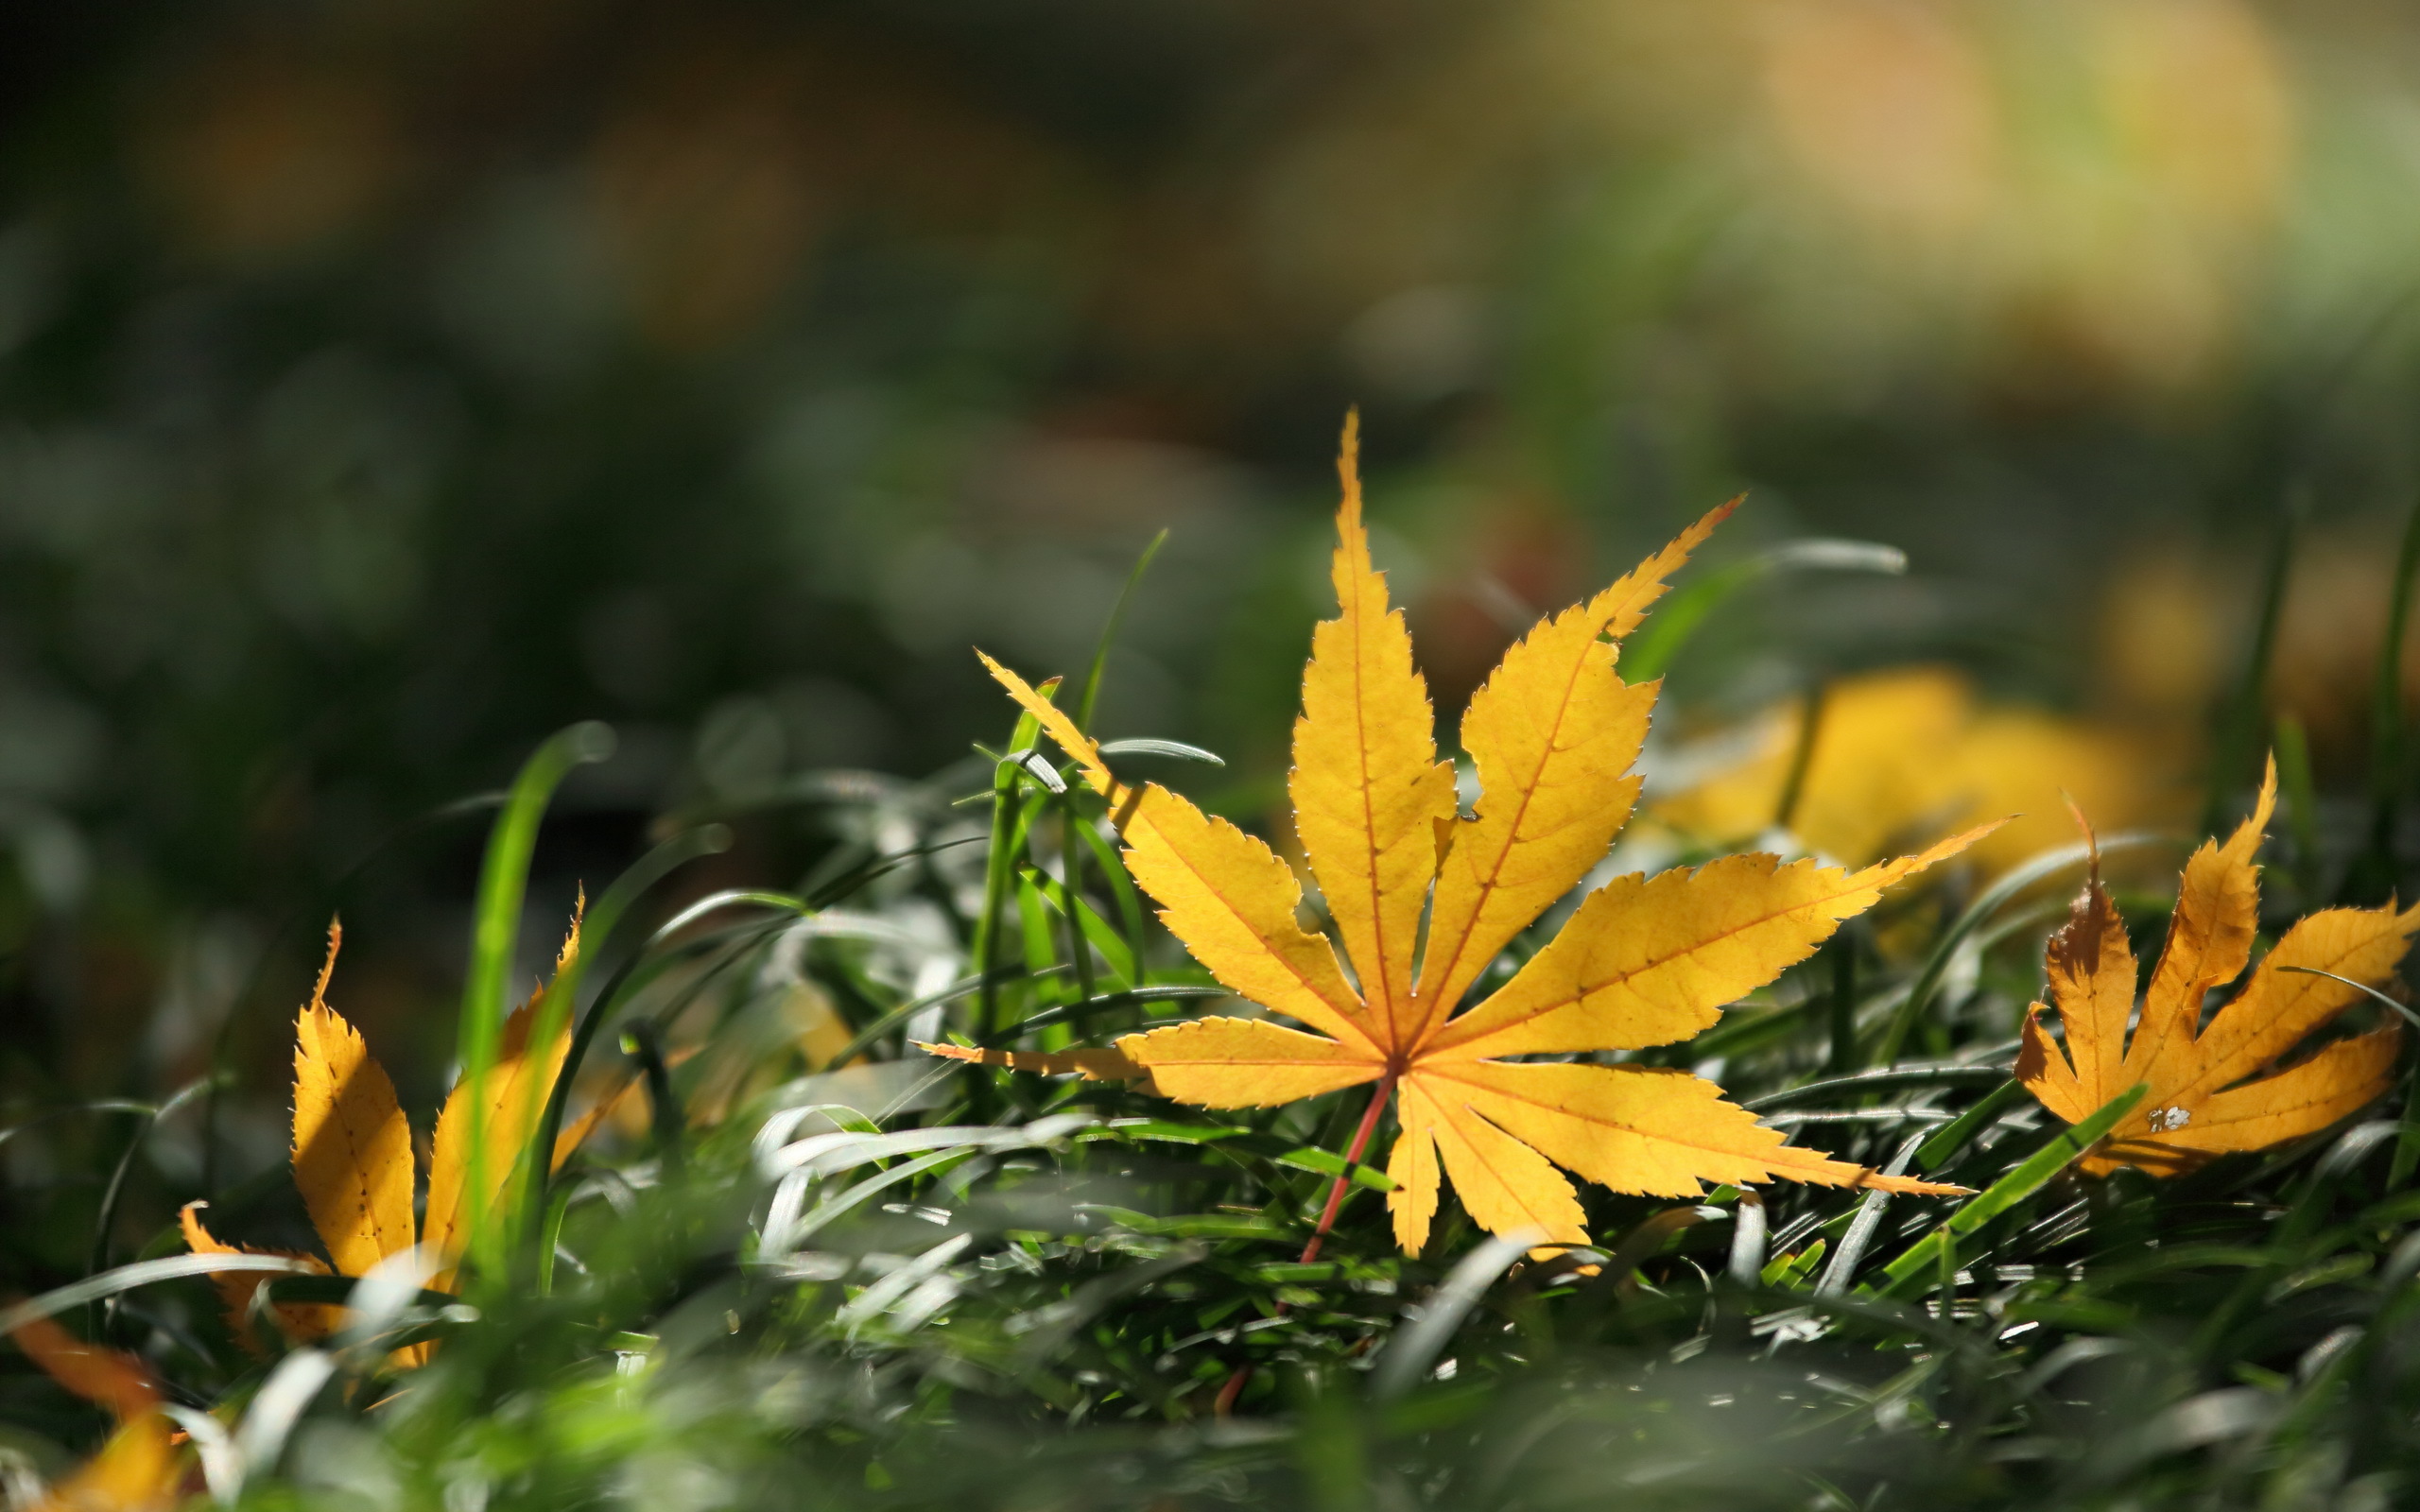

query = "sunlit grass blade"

[453,720,614,1284]
[0,1253,318,1334]
[1869,1084,2147,1297]
[1077,529,1167,734]
[974,692,1052,1039]
[2203,493,2296,839]
[1618,538,1906,685]
[521,822,733,1267]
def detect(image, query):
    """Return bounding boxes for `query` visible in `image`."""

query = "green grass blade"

[1913,1077,2029,1172]
[453,720,614,1282]
[1072,813,1149,982]
[974,694,1050,1038]
[2374,492,2420,808]
[1014,869,1063,1010]
[1020,863,1138,988]
[2275,714,2319,902]
[2203,493,2297,838]
[1871,1083,2147,1297]
[1618,539,1906,685]
[1078,529,1167,734]
[522,821,734,1265]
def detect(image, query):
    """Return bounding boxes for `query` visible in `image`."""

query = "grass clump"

[8,468,2420,1512]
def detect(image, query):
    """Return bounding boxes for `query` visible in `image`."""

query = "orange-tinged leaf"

[9,1315,160,1421]
[29,1411,182,1512]
[425,915,580,1288]
[1114,1019,1383,1108]
[970,422,1966,1256]
[177,1201,337,1348]
[983,653,1377,1053]
[289,922,416,1280]
[2018,765,2415,1176]
[2038,855,2136,1108]
[1411,501,1735,1038]
[915,1040,1157,1090]
[1289,411,1459,1045]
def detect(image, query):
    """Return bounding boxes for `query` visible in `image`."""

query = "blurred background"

[4,0,2420,1183]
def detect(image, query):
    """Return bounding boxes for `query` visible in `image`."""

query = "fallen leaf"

[956,415,1979,1256]
[2018,760,2414,1175]
[289,921,416,1281]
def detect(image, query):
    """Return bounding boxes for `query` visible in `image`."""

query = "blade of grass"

[1912,1077,2029,1172]
[1370,1227,1544,1401]
[1825,931,1857,1075]
[1020,864,1137,987]
[974,687,1054,1039]
[454,720,615,1282]
[1870,1084,2147,1298]
[1077,530,1168,735]
[2345,493,2420,902]
[0,1254,317,1334]
[2275,714,2320,904]
[2374,493,2420,815]
[1056,802,1097,1001]
[2203,493,2297,839]
[1014,870,1063,1015]
[1072,815,1149,986]
[522,822,733,1266]
[621,1019,683,1181]
[1618,538,1905,685]
[1773,681,1828,833]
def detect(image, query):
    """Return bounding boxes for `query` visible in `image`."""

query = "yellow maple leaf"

[1653,665,2167,875]
[2019,761,2415,1176]
[948,415,1981,1256]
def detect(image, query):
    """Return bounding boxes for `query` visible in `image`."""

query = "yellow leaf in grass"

[2019,761,2414,1176]
[289,922,416,1281]
[947,415,1983,1256]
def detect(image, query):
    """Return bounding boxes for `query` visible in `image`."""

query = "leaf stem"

[1301,1074,1396,1266]
[1216,1074,1397,1418]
